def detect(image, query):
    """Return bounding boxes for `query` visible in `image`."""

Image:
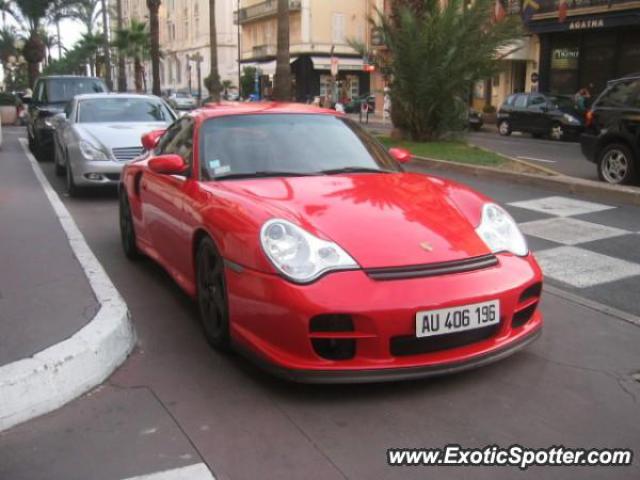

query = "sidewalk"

[0,126,134,432]
[0,128,98,365]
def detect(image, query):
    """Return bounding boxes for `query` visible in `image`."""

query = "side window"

[34,81,45,103]
[528,95,546,109]
[505,95,516,106]
[598,80,640,108]
[155,120,183,154]
[514,94,528,108]
[158,118,194,175]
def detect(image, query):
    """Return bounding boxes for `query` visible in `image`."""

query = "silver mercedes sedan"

[53,93,177,196]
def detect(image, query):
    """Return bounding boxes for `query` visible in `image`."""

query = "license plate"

[415,300,500,338]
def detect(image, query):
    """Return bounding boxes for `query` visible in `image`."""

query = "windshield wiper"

[214,171,320,181]
[318,167,393,175]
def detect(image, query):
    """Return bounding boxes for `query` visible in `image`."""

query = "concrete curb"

[411,155,640,206]
[0,139,136,432]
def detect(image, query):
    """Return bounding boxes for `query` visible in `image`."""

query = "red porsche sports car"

[119,103,543,383]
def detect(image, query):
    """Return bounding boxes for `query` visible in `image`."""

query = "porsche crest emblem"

[420,242,433,252]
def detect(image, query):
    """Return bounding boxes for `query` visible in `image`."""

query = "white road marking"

[509,196,615,217]
[535,246,640,288]
[516,156,557,164]
[519,217,629,246]
[121,463,215,480]
[0,139,135,432]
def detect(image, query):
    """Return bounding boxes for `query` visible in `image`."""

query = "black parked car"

[26,75,107,160]
[581,74,640,185]
[497,92,584,141]
[468,108,484,131]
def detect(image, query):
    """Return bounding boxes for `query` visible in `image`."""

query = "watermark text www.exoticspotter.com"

[387,445,633,470]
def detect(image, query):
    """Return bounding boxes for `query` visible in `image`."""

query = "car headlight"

[475,204,528,257]
[79,140,109,161]
[260,219,359,283]
[562,113,580,125]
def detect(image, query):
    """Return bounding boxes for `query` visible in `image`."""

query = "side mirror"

[389,147,412,164]
[148,154,187,175]
[141,129,166,150]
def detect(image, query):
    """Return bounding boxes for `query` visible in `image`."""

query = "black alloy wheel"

[196,237,230,350]
[119,190,141,260]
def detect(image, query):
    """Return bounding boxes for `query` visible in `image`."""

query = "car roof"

[73,93,162,101]
[191,102,340,121]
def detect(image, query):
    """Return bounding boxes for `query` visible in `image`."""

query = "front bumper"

[70,159,125,187]
[580,133,598,163]
[226,254,543,383]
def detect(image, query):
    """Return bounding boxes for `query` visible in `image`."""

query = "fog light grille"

[311,339,356,360]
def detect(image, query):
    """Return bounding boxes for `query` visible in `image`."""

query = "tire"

[549,123,565,141]
[28,130,35,152]
[66,161,80,197]
[54,142,65,176]
[531,132,544,139]
[597,143,637,185]
[498,120,511,136]
[119,189,142,260]
[196,237,230,350]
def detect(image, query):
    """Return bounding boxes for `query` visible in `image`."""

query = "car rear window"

[596,80,640,108]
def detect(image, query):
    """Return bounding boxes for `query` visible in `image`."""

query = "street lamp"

[187,52,203,103]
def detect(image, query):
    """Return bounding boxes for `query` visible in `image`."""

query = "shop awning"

[310,56,364,72]
[242,57,298,76]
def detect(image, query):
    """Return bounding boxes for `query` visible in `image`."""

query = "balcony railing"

[252,44,277,58]
[234,0,302,25]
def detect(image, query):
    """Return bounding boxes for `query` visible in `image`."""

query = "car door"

[525,94,549,133]
[510,94,529,130]
[141,117,196,283]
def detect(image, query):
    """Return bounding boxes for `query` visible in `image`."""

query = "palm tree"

[68,0,102,35]
[221,79,234,99]
[114,19,150,92]
[39,29,57,65]
[0,26,18,66]
[115,0,126,91]
[77,31,102,76]
[99,0,112,89]
[1,0,54,87]
[146,0,161,96]
[273,0,291,100]
[207,0,221,101]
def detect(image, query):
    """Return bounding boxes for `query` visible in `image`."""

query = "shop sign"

[568,19,605,30]
[551,47,579,70]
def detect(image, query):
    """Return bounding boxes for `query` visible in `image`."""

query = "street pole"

[237,0,242,98]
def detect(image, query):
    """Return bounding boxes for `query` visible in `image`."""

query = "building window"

[332,13,345,44]
[183,7,189,40]
[176,58,182,84]
[194,4,200,39]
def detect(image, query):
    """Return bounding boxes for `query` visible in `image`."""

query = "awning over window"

[242,57,298,76]
[310,56,364,72]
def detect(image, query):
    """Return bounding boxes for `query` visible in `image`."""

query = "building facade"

[112,0,238,97]
[527,0,640,96]
[236,0,374,102]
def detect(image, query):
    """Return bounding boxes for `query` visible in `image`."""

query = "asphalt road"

[467,129,597,180]
[1,140,639,480]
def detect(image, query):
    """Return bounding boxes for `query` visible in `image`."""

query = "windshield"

[199,114,401,179]
[78,97,174,123]
[47,78,106,103]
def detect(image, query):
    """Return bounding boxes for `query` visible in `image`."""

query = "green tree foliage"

[113,19,150,92]
[378,0,521,140]
[240,66,256,98]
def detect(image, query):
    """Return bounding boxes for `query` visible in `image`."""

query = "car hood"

[74,122,169,149]
[219,173,491,268]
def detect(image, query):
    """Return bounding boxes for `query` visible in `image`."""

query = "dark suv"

[497,92,584,141]
[580,75,640,185]
[26,75,107,160]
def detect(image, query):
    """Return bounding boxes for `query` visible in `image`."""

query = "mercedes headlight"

[562,113,580,125]
[79,140,109,161]
[260,219,358,283]
[475,204,528,257]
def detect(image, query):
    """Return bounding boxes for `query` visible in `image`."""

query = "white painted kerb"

[0,139,135,431]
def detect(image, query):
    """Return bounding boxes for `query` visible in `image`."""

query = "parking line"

[516,156,557,164]
[121,463,215,480]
